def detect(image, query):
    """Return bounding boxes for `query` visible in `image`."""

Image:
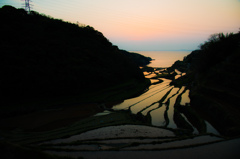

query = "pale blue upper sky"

[1,0,240,51]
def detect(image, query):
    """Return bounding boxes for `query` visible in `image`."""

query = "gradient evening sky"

[1,0,240,51]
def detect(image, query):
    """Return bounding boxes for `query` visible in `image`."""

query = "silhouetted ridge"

[120,50,152,67]
[0,5,149,103]
[169,32,240,136]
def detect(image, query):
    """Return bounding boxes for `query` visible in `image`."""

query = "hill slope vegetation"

[0,6,150,113]
[170,32,240,136]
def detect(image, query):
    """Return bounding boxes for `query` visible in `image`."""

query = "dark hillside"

[170,32,240,136]
[0,6,149,109]
[120,50,152,66]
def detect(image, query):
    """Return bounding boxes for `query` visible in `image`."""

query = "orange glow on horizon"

[3,0,240,50]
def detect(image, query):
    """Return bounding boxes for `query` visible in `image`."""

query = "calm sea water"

[133,51,191,67]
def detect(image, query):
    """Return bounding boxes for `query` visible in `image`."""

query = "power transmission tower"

[23,0,32,13]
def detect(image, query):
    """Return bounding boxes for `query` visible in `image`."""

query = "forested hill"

[170,32,240,136]
[120,50,152,67]
[0,5,150,104]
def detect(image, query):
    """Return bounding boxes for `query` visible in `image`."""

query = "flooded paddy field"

[1,68,239,159]
[27,68,236,158]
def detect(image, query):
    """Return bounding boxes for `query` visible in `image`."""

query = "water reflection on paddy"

[145,73,157,79]
[151,104,167,127]
[111,72,219,135]
[141,103,159,116]
[180,90,190,105]
[150,79,159,84]
[130,86,172,114]
[112,79,171,110]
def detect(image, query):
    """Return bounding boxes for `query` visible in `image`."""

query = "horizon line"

[129,49,194,52]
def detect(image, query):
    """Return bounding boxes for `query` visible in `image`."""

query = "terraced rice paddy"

[37,69,225,158]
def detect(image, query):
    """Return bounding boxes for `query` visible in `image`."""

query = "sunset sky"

[1,0,240,51]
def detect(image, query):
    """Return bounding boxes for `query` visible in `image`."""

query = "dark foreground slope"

[170,32,240,136]
[0,6,150,117]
